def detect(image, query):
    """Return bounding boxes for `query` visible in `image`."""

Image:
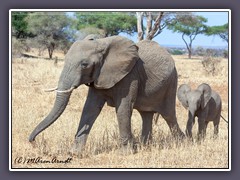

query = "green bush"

[169,49,184,55]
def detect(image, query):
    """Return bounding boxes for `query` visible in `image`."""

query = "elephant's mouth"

[85,81,94,87]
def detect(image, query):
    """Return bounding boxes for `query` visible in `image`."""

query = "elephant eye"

[81,62,89,69]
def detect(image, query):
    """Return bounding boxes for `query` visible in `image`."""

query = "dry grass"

[11,54,229,169]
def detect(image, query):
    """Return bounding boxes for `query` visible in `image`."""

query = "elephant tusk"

[55,87,75,93]
[43,87,58,92]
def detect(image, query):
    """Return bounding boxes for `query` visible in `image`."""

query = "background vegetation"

[12,11,228,59]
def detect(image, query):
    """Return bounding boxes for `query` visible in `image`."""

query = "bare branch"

[146,12,164,40]
[146,12,152,37]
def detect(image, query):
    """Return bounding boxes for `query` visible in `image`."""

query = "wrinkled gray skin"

[177,83,222,140]
[29,35,185,152]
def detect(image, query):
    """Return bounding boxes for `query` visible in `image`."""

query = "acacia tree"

[27,12,72,59]
[167,15,207,59]
[136,12,192,41]
[75,12,137,37]
[205,23,228,43]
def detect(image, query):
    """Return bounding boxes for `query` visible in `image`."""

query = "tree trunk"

[182,33,192,59]
[188,42,192,59]
[48,48,52,59]
[146,12,164,40]
[47,43,55,59]
[188,50,192,59]
[146,12,152,37]
[136,12,144,41]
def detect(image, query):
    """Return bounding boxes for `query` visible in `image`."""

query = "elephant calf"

[177,83,222,140]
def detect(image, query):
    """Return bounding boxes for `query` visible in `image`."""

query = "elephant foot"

[69,136,87,157]
[197,133,206,142]
[172,129,185,142]
[116,145,137,155]
[69,143,85,158]
[185,136,194,144]
[117,137,137,155]
[141,135,153,145]
[177,130,186,139]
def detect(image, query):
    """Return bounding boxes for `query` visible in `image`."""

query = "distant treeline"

[167,46,228,58]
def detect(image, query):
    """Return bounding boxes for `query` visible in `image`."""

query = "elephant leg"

[74,88,105,152]
[213,118,220,138]
[185,111,197,139]
[205,121,209,137]
[197,118,207,141]
[205,121,209,129]
[185,117,194,139]
[139,111,153,144]
[161,112,185,139]
[115,101,134,148]
[213,124,219,138]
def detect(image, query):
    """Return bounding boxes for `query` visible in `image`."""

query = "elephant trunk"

[29,66,76,142]
[185,109,196,138]
[29,92,71,142]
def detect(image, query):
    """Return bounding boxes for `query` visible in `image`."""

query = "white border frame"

[9,9,231,171]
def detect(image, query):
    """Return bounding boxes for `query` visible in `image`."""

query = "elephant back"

[136,40,176,81]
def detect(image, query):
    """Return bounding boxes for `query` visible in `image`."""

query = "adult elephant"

[29,35,184,152]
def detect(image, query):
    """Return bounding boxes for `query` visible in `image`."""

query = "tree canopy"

[26,12,73,59]
[75,12,137,37]
[205,23,228,43]
[12,12,29,39]
[167,15,208,59]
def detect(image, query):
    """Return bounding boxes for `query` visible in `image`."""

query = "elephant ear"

[197,83,212,109]
[94,36,139,89]
[177,84,191,109]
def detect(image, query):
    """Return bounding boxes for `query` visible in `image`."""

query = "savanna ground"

[11,49,229,169]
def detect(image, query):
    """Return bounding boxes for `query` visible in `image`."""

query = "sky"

[121,11,229,48]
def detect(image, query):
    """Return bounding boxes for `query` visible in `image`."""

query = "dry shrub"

[201,55,221,76]
[12,38,25,57]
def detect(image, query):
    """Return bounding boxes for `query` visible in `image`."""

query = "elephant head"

[177,83,212,137]
[29,36,139,142]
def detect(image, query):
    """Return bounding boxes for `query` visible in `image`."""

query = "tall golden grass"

[11,54,229,169]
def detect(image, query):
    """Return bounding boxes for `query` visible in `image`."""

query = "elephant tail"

[220,115,228,123]
[154,113,160,124]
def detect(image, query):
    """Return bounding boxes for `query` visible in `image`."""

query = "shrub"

[12,37,32,58]
[201,55,221,76]
[194,46,205,56]
[12,37,25,57]
[223,49,228,58]
[168,49,184,55]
